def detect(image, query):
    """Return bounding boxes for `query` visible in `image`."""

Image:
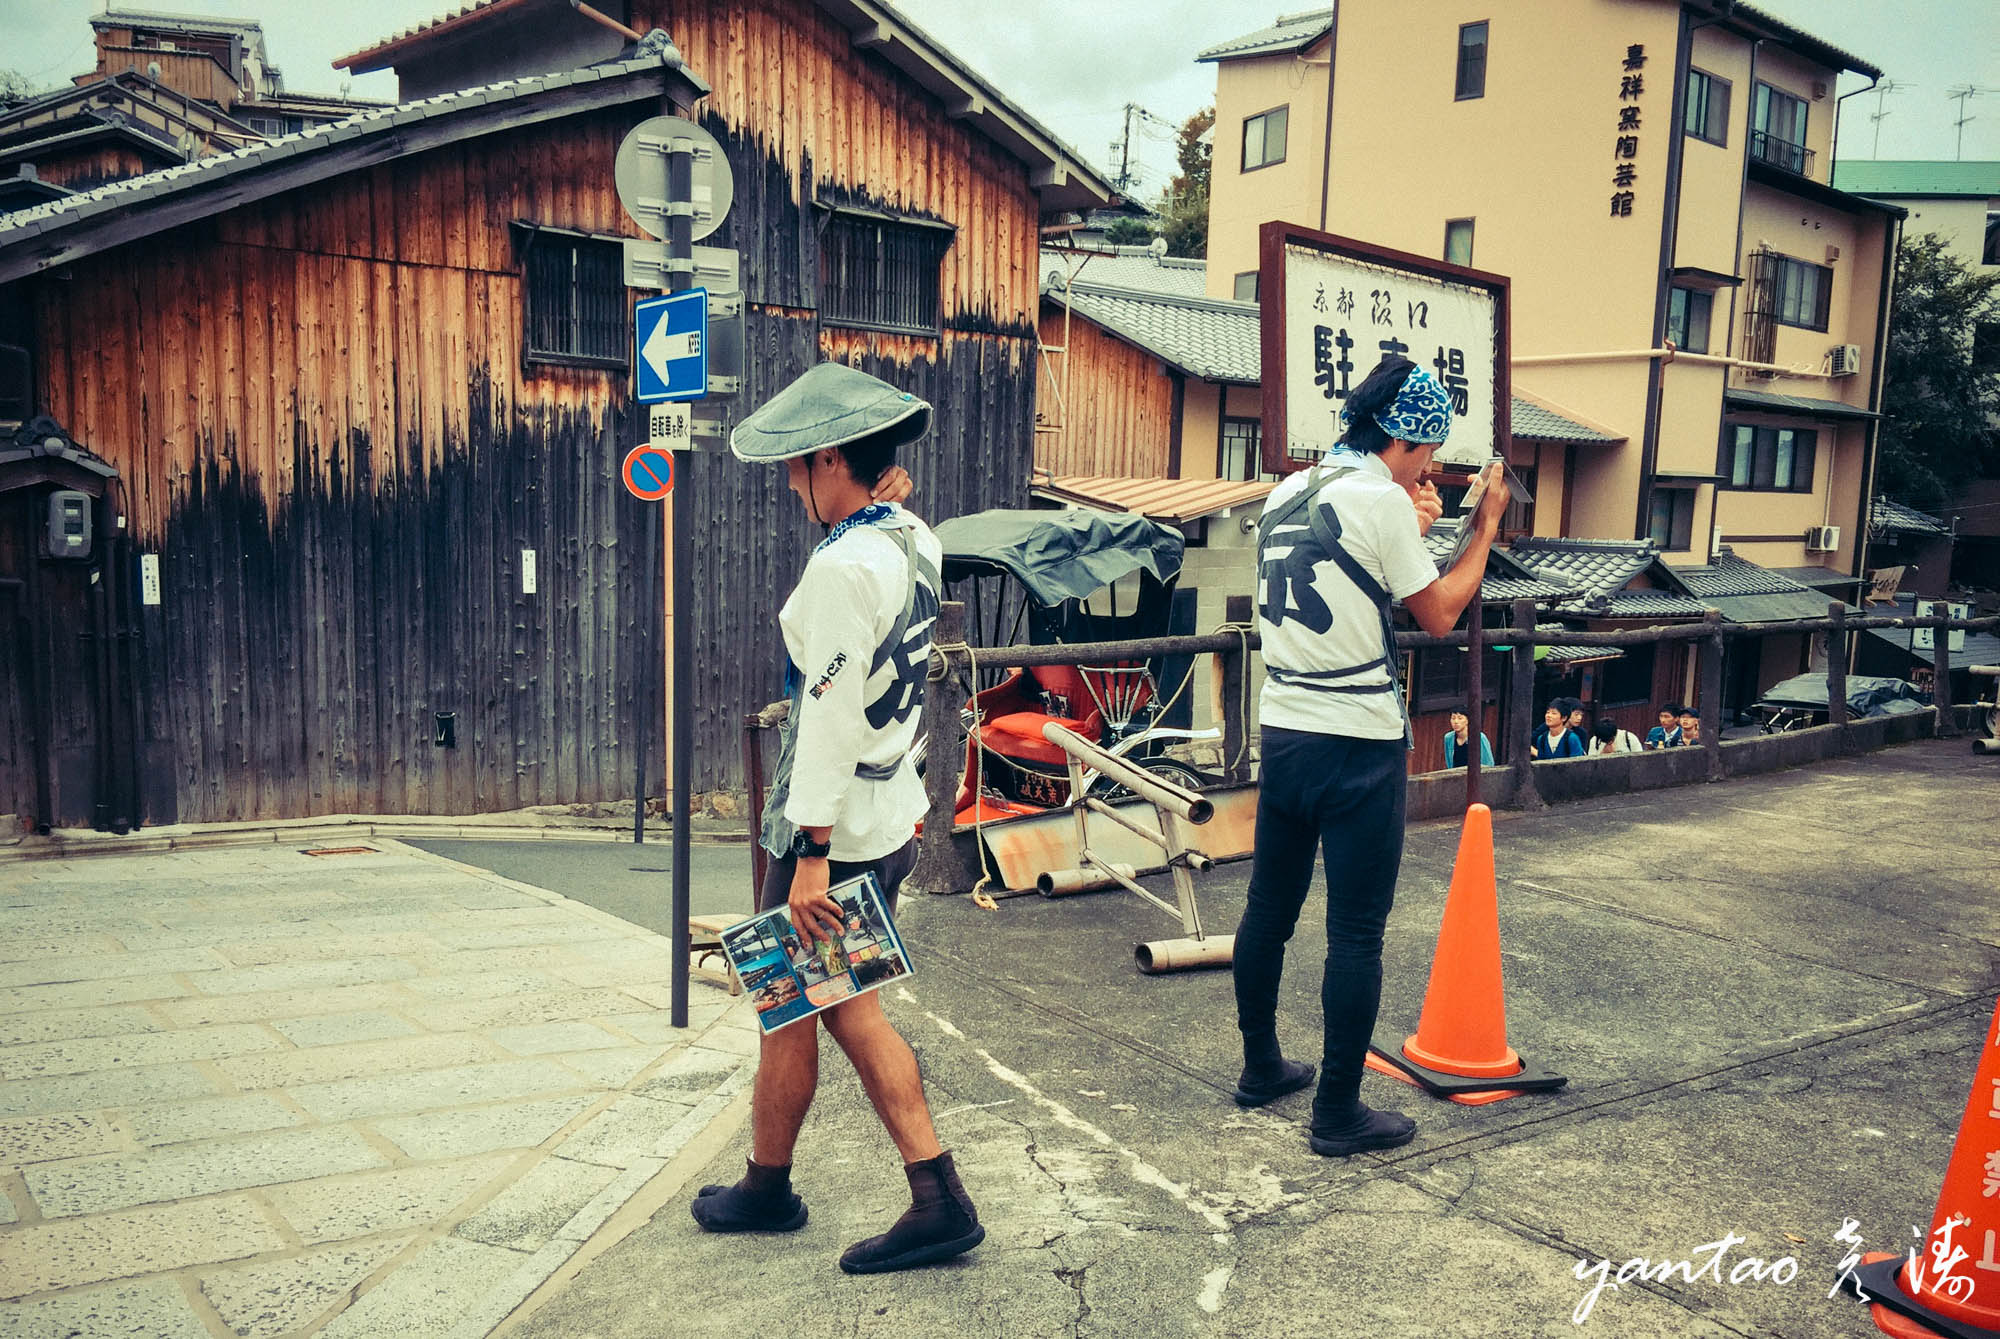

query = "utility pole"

[1117,103,1136,194]
[1948,86,1978,161]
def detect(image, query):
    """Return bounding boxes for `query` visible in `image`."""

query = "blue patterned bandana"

[1340,365,1455,445]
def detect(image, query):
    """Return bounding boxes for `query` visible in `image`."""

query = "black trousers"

[757,836,917,914]
[1233,726,1407,1119]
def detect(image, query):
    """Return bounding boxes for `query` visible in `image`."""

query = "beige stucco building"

[1200,1,1901,582]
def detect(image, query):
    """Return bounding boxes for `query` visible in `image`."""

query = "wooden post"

[1827,602,1849,730]
[1934,612,1958,738]
[1220,593,1252,783]
[1699,608,1725,781]
[1464,599,1484,808]
[743,711,770,906]
[1507,598,1543,810]
[912,600,970,894]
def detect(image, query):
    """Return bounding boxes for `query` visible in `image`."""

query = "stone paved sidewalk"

[0,839,752,1339]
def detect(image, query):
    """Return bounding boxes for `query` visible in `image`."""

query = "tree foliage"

[1103,216,1154,246]
[0,70,47,105]
[1156,106,1214,259]
[1875,232,2000,510]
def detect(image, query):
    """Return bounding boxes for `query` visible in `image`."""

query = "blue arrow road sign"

[634,288,708,403]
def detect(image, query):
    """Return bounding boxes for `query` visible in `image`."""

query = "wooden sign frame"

[1257,220,1513,477]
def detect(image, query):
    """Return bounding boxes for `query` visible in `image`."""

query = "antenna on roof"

[1947,85,1978,161]
[1868,79,1902,156]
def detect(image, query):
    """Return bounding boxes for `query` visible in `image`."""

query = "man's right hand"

[1475,460,1510,535]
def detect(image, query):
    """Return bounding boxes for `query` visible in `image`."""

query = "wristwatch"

[789,831,832,861]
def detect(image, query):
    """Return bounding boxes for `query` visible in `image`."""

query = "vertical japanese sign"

[1257,221,1509,475]
[1609,42,1648,218]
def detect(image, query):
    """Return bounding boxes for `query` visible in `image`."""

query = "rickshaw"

[931,508,1217,825]
[1752,672,1930,733]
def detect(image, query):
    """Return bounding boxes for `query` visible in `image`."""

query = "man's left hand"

[1411,480,1444,536]
[788,858,844,946]
[871,466,915,505]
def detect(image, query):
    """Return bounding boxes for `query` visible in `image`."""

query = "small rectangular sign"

[1913,601,1968,653]
[651,401,693,450]
[139,553,161,606]
[521,549,537,595]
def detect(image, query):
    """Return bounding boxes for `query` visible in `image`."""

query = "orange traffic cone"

[1842,996,2000,1338]
[1363,804,1565,1106]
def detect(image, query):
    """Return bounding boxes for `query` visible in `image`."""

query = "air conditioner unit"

[1827,344,1863,376]
[1805,525,1841,551]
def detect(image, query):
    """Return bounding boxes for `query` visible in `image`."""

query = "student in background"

[1531,704,1586,759]
[1441,710,1494,768]
[1678,706,1702,748]
[1565,699,1589,735]
[1645,705,1684,750]
[1588,718,1643,755]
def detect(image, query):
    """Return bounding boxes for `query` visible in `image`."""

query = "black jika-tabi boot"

[1232,1056,1316,1108]
[1306,1103,1417,1157]
[838,1151,984,1274]
[689,1158,808,1232]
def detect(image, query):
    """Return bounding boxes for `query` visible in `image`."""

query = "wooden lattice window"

[520,226,628,369]
[818,208,953,337]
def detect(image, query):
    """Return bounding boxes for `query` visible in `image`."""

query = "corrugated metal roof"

[1871,497,1952,537]
[1510,536,1661,598]
[0,52,704,278]
[1197,10,1334,62]
[1772,565,1864,590]
[1724,387,1880,421]
[1832,160,2000,199]
[1034,474,1274,523]
[1040,246,1209,299]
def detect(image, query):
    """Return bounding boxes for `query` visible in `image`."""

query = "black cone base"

[1366,1041,1568,1096]
[1839,1256,2000,1339]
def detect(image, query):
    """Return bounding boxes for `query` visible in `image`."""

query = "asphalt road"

[404,837,759,930]
[505,738,2000,1339]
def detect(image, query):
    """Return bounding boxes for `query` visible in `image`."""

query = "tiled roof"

[1536,627,1626,665]
[0,51,704,265]
[1578,590,1713,618]
[1041,247,1209,299]
[1772,566,1865,590]
[1860,595,2000,667]
[1422,520,1577,603]
[1511,395,1623,443]
[1672,553,1814,598]
[1034,474,1274,523]
[1832,160,2000,199]
[1724,387,1880,421]
[1048,280,1262,384]
[1871,497,1952,537]
[1197,10,1334,62]
[1509,536,1661,599]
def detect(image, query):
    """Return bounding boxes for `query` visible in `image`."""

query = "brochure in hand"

[718,873,914,1035]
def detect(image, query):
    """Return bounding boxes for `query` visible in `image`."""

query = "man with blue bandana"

[1232,354,1510,1156]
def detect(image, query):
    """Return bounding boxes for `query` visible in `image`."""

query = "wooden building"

[0,3,1112,830]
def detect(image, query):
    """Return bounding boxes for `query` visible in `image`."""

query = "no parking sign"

[621,444,676,501]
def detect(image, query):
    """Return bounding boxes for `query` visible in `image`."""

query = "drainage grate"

[300,845,380,857]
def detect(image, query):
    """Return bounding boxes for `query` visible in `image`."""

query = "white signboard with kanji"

[1259,223,1510,475]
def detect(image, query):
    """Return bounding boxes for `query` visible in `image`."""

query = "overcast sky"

[9,0,1997,194]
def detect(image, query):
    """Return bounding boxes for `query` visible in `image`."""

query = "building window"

[1455,22,1488,100]
[1772,254,1832,330]
[1219,417,1262,481]
[1415,646,1504,713]
[1444,218,1475,266]
[1973,322,2000,373]
[1984,211,1999,265]
[1241,106,1288,172]
[0,342,30,423]
[1647,487,1696,550]
[1719,424,1817,493]
[521,228,627,369]
[819,210,952,336]
[1750,82,1810,174]
[1666,286,1712,353]
[1233,271,1259,302]
[1599,643,1657,708]
[1683,67,1730,145]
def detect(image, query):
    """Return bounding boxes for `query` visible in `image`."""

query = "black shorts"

[756,836,918,916]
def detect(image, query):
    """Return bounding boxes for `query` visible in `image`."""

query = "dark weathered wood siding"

[15,0,1045,824]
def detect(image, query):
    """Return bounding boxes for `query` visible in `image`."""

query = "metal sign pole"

[667,132,694,1032]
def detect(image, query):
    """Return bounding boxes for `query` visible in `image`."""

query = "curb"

[0,816,751,865]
